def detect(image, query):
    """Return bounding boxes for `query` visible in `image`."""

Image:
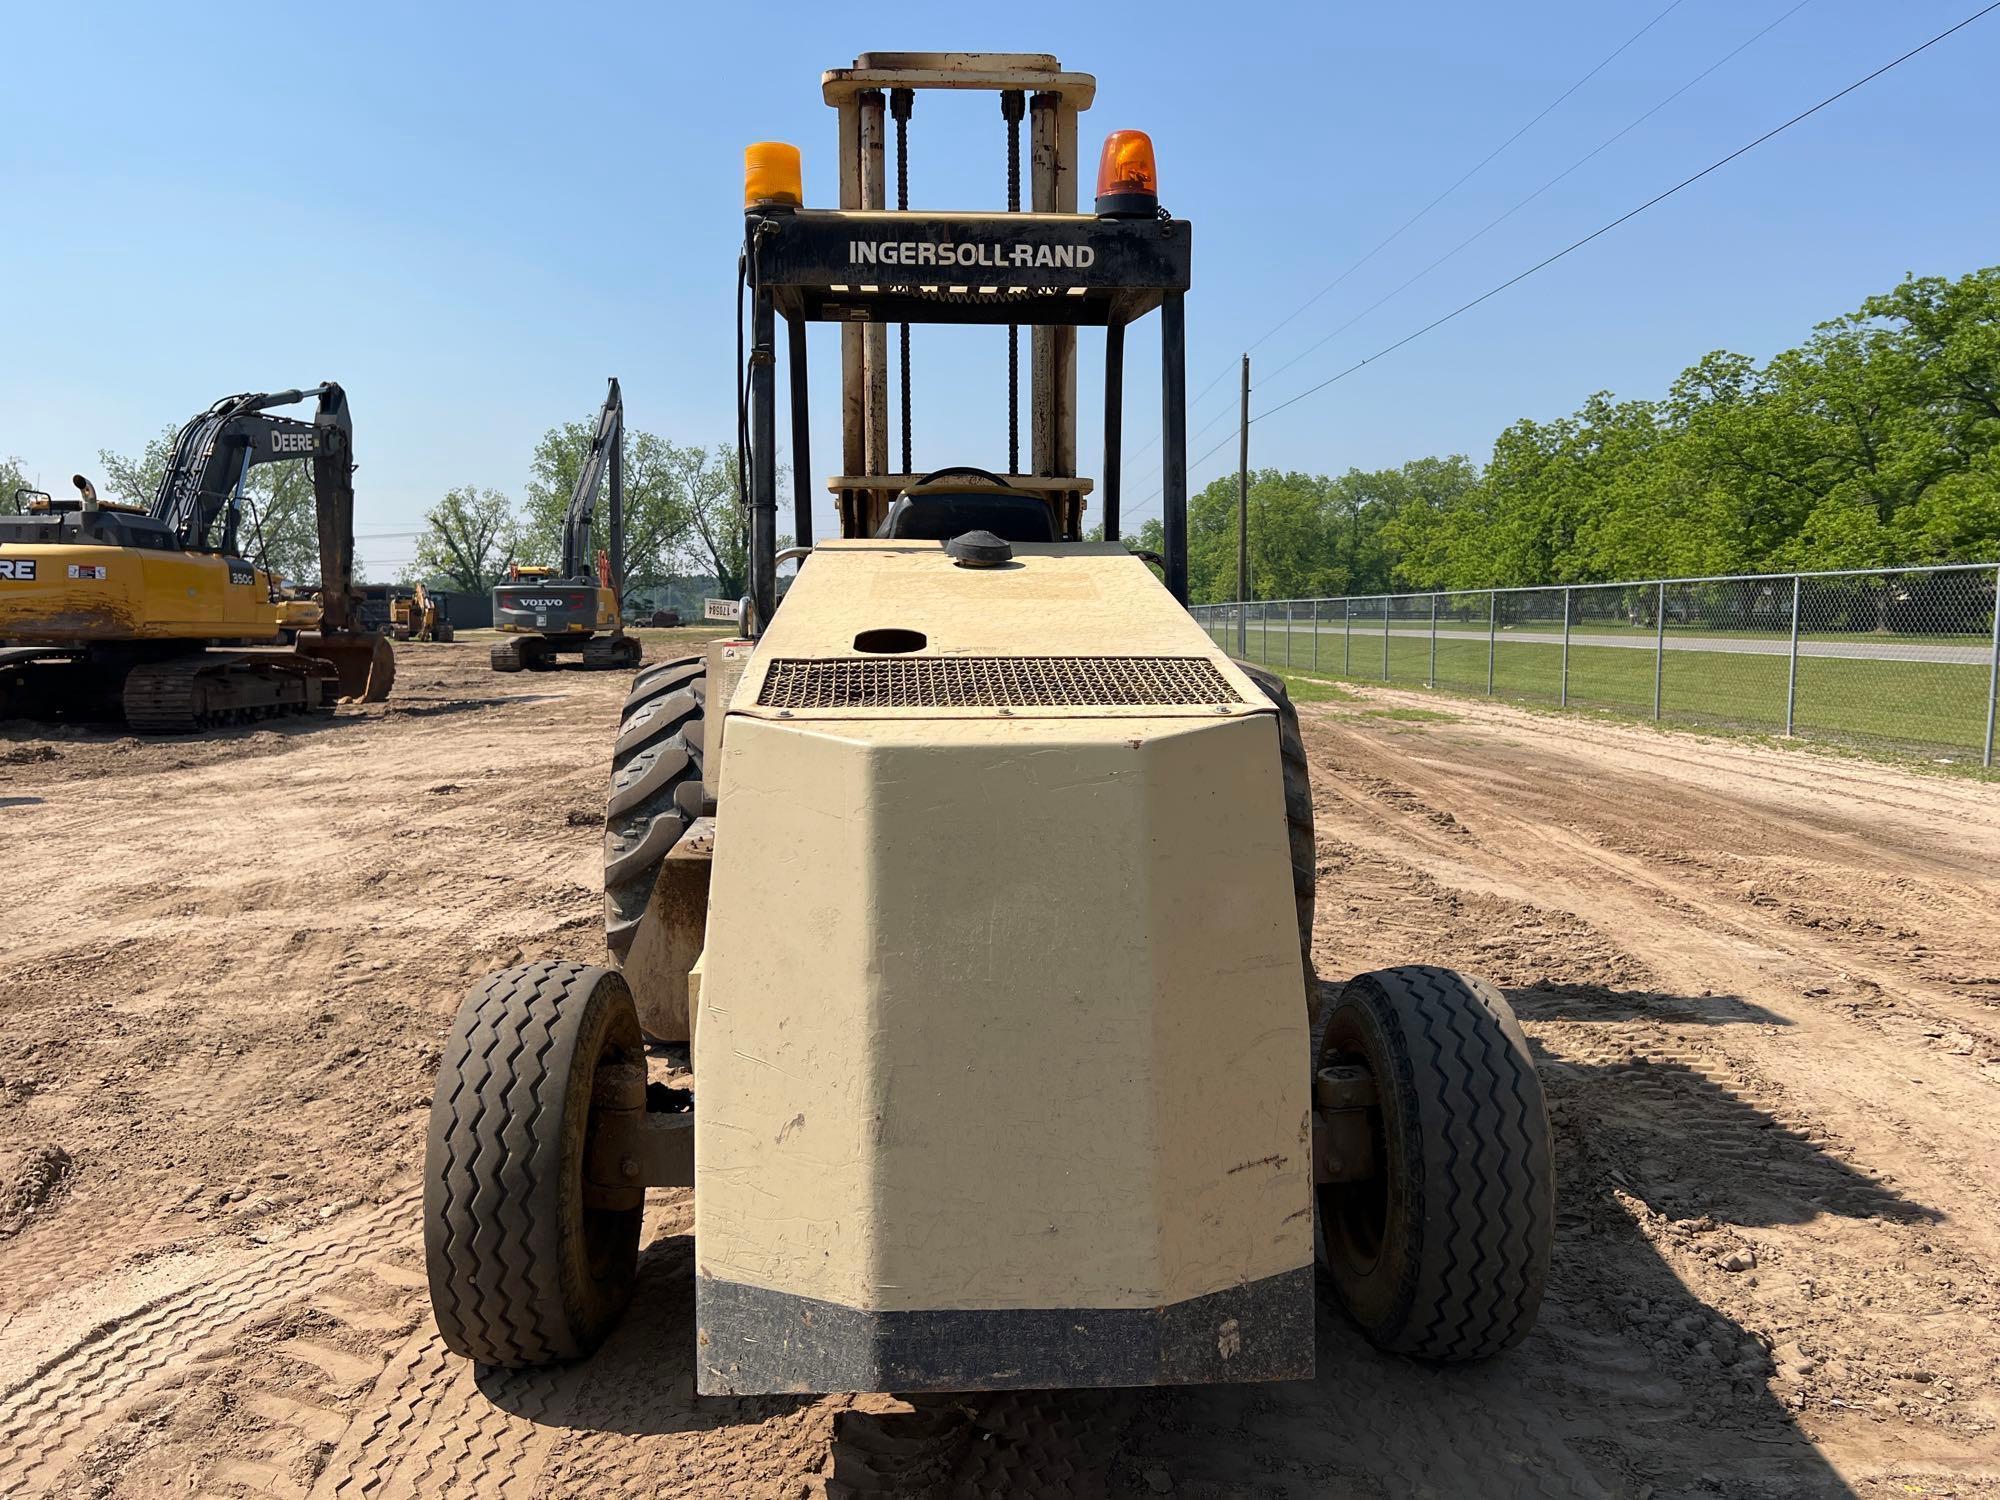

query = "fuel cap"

[946,530,1012,567]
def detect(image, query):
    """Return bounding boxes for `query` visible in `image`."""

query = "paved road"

[1208,622,1995,666]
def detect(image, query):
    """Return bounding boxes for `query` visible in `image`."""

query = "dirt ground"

[2,640,1997,1499]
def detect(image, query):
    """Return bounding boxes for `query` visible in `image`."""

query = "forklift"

[489,378,642,672]
[425,54,1552,1407]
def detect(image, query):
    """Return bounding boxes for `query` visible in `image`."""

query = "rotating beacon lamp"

[1094,128,1157,217]
[743,141,803,209]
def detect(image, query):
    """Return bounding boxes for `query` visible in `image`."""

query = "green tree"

[1128,514,1167,562]
[1375,455,1482,588]
[521,417,695,589]
[238,462,321,583]
[673,444,749,600]
[96,427,171,511]
[1297,265,1999,597]
[1775,274,1999,571]
[1178,459,1471,604]
[1185,469,1344,604]
[1852,269,2000,460]
[1,456,31,509]
[411,486,520,593]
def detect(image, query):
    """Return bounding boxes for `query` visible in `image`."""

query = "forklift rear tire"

[604,654,707,958]
[424,961,645,1367]
[1236,662,1317,1017]
[1315,965,1553,1362]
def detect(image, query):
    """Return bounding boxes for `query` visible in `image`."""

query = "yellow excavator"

[0,384,394,732]
[390,582,454,642]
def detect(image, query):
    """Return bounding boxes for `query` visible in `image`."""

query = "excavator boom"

[486,378,639,673]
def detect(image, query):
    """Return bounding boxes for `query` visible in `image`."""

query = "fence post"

[1261,601,1268,665]
[1560,587,1572,707]
[1286,600,1294,669]
[1314,600,1321,671]
[1382,598,1391,681]
[1344,600,1352,674]
[1429,593,1439,686]
[1487,590,1497,695]
[1986,563,1999,768]
[1785,573,1802,737]
[1653,581,1665,721]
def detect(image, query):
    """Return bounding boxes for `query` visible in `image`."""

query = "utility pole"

[1235,353,1249,656]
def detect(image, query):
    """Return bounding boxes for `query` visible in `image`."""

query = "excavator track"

[122,652,338,734]
[490,636,540,672]
[580,634,644,670]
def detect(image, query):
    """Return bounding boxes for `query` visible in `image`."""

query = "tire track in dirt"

[0,1197,414,1496]
[1301,705,2000,1253]
[10,648,2000,1497]
[0,647,732,1498]
[1285,692,2000,1493]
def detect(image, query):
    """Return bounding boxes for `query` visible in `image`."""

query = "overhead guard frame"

[743,205,1192,621]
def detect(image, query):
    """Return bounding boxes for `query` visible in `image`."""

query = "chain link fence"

[1192,563,2000,768]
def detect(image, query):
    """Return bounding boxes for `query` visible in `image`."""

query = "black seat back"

[877,490,1056,543]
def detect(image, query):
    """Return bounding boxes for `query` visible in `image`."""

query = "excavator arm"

[304,386,360,636]
[561,378,623,584]
[156,383,392,701]
[154,388,330,558]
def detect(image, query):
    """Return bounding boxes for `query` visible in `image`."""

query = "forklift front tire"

[424,961,645,1367]
[1315,964,1554,1362]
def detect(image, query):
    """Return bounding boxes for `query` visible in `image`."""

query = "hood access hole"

[854,628,927,654]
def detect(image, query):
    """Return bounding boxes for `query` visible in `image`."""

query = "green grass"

[1202,620,1995,763]
[1362,707,1460,723]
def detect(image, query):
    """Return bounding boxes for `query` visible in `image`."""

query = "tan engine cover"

[692,541,1314,1394]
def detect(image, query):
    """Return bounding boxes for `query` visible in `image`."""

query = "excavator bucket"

[295,631,396,702]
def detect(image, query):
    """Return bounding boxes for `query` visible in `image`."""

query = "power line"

[1256,3,1997,425]
[1129,0,1689,469]
[1245,0,1689,359]
[1257,0,1815,391]
[1125,1,1997,523]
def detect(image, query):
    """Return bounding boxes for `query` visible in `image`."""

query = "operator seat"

[877,467,1056,544]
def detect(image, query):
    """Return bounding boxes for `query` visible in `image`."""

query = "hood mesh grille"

[757,656,1240,710]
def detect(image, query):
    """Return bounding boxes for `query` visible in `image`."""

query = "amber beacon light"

[744,141,803,210]
[1094,129,1158,218]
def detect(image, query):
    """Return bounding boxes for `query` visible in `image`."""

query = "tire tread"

[1324,964,1553,1362]
[425,960,637,1367]
[602,654,707,957]
[1235,662,1317,1008]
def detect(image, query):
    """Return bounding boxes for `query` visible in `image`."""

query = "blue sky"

[3,2,1994,577]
